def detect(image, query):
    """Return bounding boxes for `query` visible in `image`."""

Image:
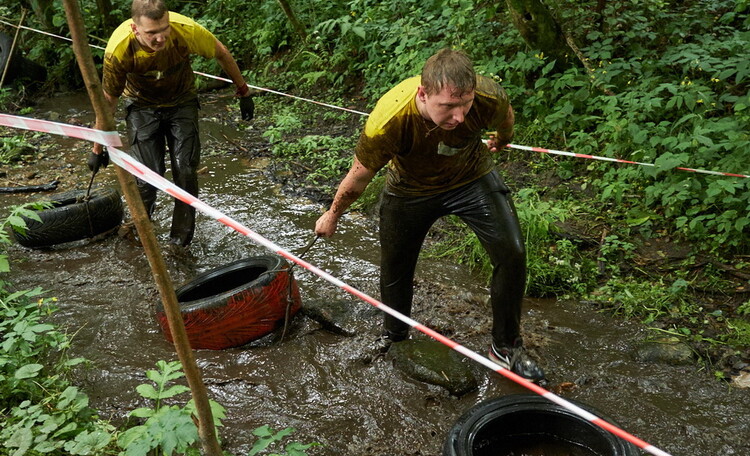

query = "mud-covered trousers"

[379,170,526,349]
[126,100,200,246]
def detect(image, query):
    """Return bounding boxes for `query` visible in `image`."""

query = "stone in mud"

[634,337,694,365]
[731,370,750,389]
[302,299,380,337]
[387,339,477,396]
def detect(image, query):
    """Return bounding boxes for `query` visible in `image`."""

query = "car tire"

[156,255,303,350]
[13,187,124,249]
[443,394,640,456]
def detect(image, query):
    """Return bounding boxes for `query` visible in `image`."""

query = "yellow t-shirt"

[355,75,511,196]
[102,12,217,107]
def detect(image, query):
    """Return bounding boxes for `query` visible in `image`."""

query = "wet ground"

[2,91,749,455]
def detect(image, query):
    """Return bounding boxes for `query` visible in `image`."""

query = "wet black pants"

[126,100,200,246]
[379,170,526,348]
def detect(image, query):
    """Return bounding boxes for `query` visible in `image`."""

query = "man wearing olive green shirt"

[315,48,544,382]
[91,0,253,247]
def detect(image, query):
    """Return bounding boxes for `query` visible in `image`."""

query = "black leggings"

[126,100,200,245]
[379,170,526,348]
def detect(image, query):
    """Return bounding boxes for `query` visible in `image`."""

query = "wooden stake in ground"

[60,2,222,455]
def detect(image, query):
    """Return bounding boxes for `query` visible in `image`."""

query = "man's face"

[131,12,171,52]
[418,84,475,130]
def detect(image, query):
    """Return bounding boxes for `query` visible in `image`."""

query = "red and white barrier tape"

[0,114,122,147]
[0,113,672,456]
[198,71,750,180]
[507,143,749,179]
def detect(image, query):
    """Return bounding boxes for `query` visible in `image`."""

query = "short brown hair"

[132,0,168,22]
[421,48,476,96]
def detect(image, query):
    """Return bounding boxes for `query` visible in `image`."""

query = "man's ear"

[417,85,427,103]
[130,22,138,34]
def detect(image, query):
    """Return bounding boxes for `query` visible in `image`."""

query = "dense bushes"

[8,1,747,253]
[172,0,749,253]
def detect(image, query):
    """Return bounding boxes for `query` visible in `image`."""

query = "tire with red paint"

[443,394,640,456]
[156,255,302,350]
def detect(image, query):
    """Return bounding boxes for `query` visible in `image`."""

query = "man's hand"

[236,83,254,121]
[240,95,254,121]
[87,147,110,174]
[314,210,340,238]
[486,134,509,153]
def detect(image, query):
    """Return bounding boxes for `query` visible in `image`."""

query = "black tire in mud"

[0,31,47,85]
[443,394,640,456]
[13,187,124,249]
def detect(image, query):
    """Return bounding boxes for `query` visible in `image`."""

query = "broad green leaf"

[5,427,33,455]
[135,384,159,400]
[129,407,155,418]
[159,384,191,399]
[63,429,113,454]
[15,363,43,379]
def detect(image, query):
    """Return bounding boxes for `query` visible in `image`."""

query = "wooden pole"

[59,2,222,455]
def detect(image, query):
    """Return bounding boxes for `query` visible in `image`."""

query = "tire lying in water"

[13,187,124,249]
[0,31,47,85]
[443,394,640,456]
[156,255,303,350]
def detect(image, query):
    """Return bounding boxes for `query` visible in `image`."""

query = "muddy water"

[2,92,749,456]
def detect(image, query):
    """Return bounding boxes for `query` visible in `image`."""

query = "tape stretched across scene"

[0,112,673,456]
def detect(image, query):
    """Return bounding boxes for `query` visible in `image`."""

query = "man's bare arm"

[314,156,377,237]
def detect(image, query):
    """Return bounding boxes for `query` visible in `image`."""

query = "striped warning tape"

[508,143,750,179]
[0,112,673,456]
[0,113,122,147]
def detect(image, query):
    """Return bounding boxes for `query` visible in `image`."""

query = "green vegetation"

[2,0,749,449]
[0,209,318,454]
[0,208,113,454]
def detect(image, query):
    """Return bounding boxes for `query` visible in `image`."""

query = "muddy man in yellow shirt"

[316,48,545,382]
[92,0,253,247]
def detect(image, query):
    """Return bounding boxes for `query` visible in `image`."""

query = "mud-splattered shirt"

[355,75,511,197]
[102,12,216,107]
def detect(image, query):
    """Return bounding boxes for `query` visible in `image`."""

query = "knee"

[487,237,525,267]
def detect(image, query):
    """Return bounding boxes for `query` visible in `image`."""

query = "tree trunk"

[276,0,307,41]
[23,0,54,31]
[504,0,573,70]
[95,0,118,33]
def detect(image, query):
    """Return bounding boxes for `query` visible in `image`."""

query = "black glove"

[240,95,254,121]
[87,148,110,174]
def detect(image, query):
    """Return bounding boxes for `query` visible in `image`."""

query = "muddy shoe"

[362,332,406,364]
[489,344,546,382]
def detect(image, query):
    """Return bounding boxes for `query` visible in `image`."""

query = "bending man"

[315,48,544,381]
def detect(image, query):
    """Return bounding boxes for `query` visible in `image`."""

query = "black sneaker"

[489,344,546,382]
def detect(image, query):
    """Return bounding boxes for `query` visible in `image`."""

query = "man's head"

[130,0,171,52]
[417,49,476,130]
[420,48,476,97]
